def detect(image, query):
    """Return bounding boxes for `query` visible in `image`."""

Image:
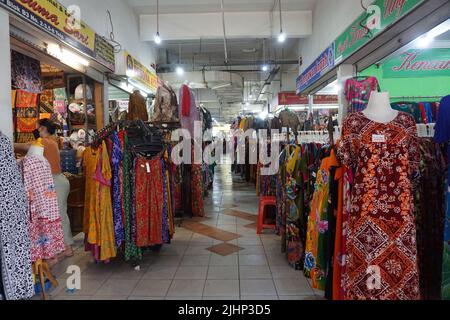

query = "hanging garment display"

[152,84,180,122]
[86,121,179,263]
[127,91,149,121]
[11,50,42,94]
[279,109,301,134]
[83,142,117,262]
[0,132,34,300]
[179,86,200,138]
[135,155,165,246]
[20,155,66,262]
[337,111,420,300]
[414,139,447,300]
[304,148,338,290]
[344,77,379,114]
[434,95,450,300]
[181,84,191,117]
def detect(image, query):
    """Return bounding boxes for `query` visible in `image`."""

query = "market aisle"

[42,164,320,300]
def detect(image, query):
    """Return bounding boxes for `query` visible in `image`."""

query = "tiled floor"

[39,165,321,301]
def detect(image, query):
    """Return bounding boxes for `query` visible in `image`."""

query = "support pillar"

[337,64,356,126]
[0,9,13,140]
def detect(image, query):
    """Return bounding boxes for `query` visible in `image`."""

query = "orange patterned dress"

[338,112,420,300]
[83,143,117,261]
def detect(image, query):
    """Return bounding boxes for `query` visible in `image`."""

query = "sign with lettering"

[0,0,115,71]
[297,44,335,93]
[383,48,450,78]
[125,51,158,93]
[279,92,309,105]
[94,34,115,71]
[334,0,424,64]
[276,92,338,111]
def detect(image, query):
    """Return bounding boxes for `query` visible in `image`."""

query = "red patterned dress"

[337,111,420,300]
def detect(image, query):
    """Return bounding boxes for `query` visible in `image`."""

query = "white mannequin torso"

[27,145,44,157]
[363,91,399,124]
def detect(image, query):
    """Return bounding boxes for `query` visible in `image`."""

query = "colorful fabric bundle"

[16,118,38,133]
[15,90,38,108]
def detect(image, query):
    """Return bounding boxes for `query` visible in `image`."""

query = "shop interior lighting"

[277,0,286,43]
[262,65,269,72]
[176,66,185,76]
[126,69,137,77]
[154,32,162,45]
[154,0,162,45]
[416,35,434,48]
[415,19,450,48]
[47,44,89,67]
[61,49,89,67]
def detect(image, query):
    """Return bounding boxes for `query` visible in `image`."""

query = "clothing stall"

[289,3,450,300]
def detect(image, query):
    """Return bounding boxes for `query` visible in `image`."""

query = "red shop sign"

[278,92,338,106]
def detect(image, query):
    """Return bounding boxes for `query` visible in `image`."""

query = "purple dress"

[111,132,124,247]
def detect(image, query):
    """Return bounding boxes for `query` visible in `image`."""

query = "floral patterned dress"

[337,111,420,300]
[304,149,338,290]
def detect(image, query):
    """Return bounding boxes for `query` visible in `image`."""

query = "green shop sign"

[383,48,450,78]
[334,0,424,64]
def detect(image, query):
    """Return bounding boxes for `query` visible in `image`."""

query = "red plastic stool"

[257,196,277,234]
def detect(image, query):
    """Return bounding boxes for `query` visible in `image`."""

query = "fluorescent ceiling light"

[416,35,434,48]
[212,83,232,90]
[140,90,148,97]
[47,44,89,67]
[61,49,89,66]
[414,19,450,48]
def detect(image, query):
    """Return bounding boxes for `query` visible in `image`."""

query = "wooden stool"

[257,196,277,234]
[32,260,59,300]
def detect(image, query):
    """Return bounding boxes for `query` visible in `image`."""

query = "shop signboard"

[278,92,338,106]
[296,44,335,93]
[382,48,450,78]
[334,0,424,64]
[279,92,309,105]
[0,0,115,71]
[125,51,158,93]
[314,95,338,104]
[94,34,115,72]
